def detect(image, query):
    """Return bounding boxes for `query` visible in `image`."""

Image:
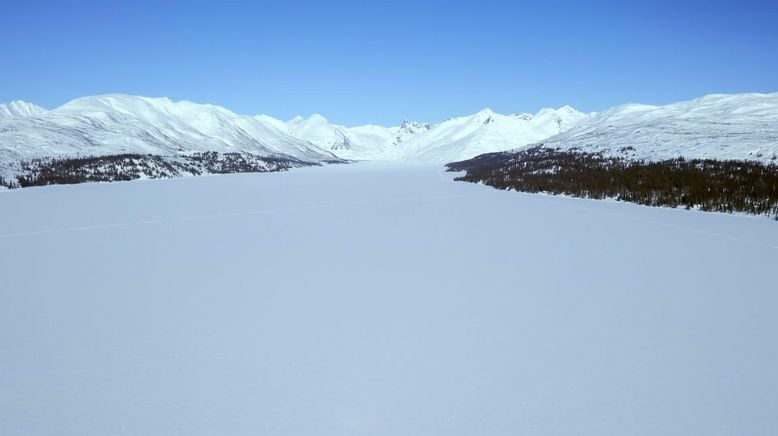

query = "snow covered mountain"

[3,91,775,185]
[380,106,589,162]
[0,94,337,178]
[285,106,590,162]
[270,93,778,164]
[535,93,778,163]
[0,94,591,180]
[0,100,47,119]
[282,114,395,159]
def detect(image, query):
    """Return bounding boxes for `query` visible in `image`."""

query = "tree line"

[7,152,318,188]
[447,146,778,219]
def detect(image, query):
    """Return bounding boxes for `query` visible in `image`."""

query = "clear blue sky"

[2,0,777,125]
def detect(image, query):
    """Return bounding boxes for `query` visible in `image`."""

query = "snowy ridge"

[382,106,589,162]
[535,92,778,163]
[284,114,398,159]
[286,106,590,162]
[0,94,336,178]
[0,100,47,119]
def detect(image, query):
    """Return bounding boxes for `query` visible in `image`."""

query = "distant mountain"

[283,114,394,159]
[285,106,590,162]
[535,93,778,163]
[0,100,47,119]
[381,106,590,162]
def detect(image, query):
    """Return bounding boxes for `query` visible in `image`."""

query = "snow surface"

[537,92,778,163]
[1,163,777,435]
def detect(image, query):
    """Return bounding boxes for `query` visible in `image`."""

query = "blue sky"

[2,0,777,125]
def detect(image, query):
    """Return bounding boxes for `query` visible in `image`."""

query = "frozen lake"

[1,162,777,435]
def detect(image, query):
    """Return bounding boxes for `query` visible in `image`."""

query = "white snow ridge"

[0,100,47,119]
[537,92,778,163]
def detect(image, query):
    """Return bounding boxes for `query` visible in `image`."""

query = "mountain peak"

[475,108,496,117]
[556,104,578,113]
[400,119,430,130]
[472,108,498,124]
[308,113,329,123]
[0,100,47,119]
[514,113,535,121]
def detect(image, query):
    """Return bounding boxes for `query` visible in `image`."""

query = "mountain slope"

[287,114,353,151]
[286,106,590,162]
[446,93,778,219]
[0,94,337,178]
[385,106,589,162]
[285,114,397,159]
[0,100,47,119]
[535,93,778,163]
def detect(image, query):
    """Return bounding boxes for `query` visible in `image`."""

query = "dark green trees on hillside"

[10,153,317,188]
[447,146,778,219]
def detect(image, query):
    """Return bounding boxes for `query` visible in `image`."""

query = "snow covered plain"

[1,163,778,435]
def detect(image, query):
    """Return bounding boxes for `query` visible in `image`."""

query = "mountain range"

[2,92,777,181]
[281,105,590,162]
